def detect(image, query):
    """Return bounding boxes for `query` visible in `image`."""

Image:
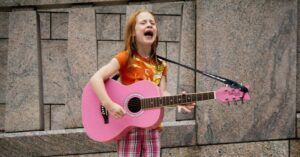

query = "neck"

[136,44,151,58]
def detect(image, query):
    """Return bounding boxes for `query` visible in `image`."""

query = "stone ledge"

[0,120,196,156]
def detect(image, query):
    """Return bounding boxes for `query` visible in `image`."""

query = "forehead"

[136,12,155,21]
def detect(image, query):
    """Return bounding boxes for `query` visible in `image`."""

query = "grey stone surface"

[297,53,300,112]
[0,120,196,156]
[0,0,128,7]
[44,105,50,130]
[161,120,196,147]
[51,105,65,130]
[95,5,126,14]
[157,15,181,42]
[126,4,152,21]
[96,14,120,40]
[157,42,166,58]
[166,42,179,95]
[0,39,7,103]
[0,12,9,38]
[5,10,43,132]
[52,13,68,39]
[297,113,300,138]
[196,0,296,144]
[177,1,196,121]
[290,140,300,157]
[42,40,68,104]
[152,2,182,15]
[65,7,97,128]
[57,153,117,157]
[0,129,116,156]
[0,104,4,131]
[162,107,176,122]
[97,41,123,68]
[39,12,50,39]
[120,14,126,40]
[162,141,288,157]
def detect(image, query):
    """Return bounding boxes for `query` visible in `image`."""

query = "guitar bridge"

[101,106,109,124]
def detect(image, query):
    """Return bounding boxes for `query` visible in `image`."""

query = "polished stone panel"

[166,42,179,95]
[0,120,196,156]
[0,39,8,103]
[51,13,68,39]
[65,8,97,128]
[196,0,296,144]
[162,141,288,157]
[290,140,300,157]
[0,104,5,131]
[97,41,123,68]
[0,12,9,38]
[96,14,120,40]
[152,2,182,15]
[161,120,196,147]
[157,15,181,42]
[5,10,43,132]
[177,1,196,121]
[39,12,50,39]
[41,40,68,104]
[51,105,65,130]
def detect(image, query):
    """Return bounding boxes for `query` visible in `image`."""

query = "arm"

[90,58,126,118]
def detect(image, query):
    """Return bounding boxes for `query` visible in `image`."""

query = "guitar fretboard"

[141,92,215,109]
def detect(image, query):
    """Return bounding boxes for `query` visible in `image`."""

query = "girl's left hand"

[177,91,196,113]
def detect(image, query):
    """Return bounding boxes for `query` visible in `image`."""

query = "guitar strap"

[156,55,249,94]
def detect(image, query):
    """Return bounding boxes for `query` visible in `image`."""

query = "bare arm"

[90,58,126,118]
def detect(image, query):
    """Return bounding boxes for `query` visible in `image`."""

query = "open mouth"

[144,30,154,37]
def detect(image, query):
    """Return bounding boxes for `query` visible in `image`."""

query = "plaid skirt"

[117,128,161,157]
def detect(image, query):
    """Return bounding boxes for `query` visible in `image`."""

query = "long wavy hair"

[123,9,161,65]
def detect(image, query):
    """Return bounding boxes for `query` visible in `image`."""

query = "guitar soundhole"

[128,97,141,113]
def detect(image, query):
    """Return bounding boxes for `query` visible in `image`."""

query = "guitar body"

[82,79,164,143]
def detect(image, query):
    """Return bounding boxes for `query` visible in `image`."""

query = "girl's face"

[134,12,157,47]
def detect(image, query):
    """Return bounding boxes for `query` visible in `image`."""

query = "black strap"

[156,55,249,93]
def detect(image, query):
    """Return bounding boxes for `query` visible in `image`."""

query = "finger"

[181,106,191,113]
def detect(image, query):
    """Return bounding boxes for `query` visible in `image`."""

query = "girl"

[90,9,195,157]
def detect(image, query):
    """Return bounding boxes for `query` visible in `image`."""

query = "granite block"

[157,15,181,42]
[41,40,68,104]
[177,1,196,121]
[51,105,65,130]
[162,141,288,157]
[96,14,120,40]
[157,42,166,58]
[52,13,68,39]
[161,120,196,147]
[0,12,9,38]
[121,14,126,40]
[44,105,50,130]
[5,10,43,132]
[0,39,8,103]
[166,42,179,95]
[65,8,97,128]
[97,41,123,68]
[162,107,176,122]
[39,12,50,39]
[126,4,152,23]
[196,0,296,144]
[297,53,300,112]
[0,129,116,156]
[297,113,300,138]
[152,2,183,15]
[0,104,5,131]
[95,4,126,14]
[290,140,300,157]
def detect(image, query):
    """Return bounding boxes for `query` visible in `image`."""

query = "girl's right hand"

[106,102,126,119]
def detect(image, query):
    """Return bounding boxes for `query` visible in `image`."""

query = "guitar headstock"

[215,85,251,104]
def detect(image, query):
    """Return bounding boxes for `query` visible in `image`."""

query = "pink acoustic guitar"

[82,79,250,143]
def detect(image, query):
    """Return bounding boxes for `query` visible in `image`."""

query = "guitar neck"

[141,92,215,109]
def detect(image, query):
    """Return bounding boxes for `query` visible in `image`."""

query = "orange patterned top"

[115,50,167,86]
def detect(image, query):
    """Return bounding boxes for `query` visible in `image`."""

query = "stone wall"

[0,0,299,156]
